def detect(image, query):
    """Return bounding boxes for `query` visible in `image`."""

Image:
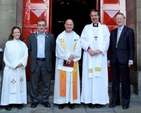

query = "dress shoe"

[17,104,23,109]
[95,104,102,108]
[41,102,51,108]
[88,104,95,108]
[5,105,11,111]
[58,104,66,109]
[68,103,75,109]
[122,104,129,109]
[109,102,120,108]
[31,102,38,108]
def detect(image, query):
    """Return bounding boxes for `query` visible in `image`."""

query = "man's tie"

[116,28,121,48]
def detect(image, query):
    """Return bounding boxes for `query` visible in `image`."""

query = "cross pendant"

[94,36,98,41]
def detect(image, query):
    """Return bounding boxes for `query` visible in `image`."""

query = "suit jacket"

[27,32,55,72]
[108,26,134,64]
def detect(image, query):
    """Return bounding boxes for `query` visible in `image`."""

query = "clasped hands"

[15,63,23,69]
[65,54,75,64]
[88,49,102,56]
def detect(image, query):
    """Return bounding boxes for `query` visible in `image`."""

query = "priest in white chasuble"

[1,26,28,111]
[54,19,81,109]
[80,9,110,108]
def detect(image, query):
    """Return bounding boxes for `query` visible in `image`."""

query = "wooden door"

[100,0,126,81]
[22,0,51,80]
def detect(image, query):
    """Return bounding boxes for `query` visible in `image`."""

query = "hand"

[94,49,102,56]
[17,63,23,68]
[69,54,75,60]
[128,62,133,67]
[88,48,95,56]
[108,62,110,67]
[66,59,72,64]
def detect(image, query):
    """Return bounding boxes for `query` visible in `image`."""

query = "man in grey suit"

[27,19,55,108]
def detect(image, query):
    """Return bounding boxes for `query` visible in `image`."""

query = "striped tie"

[116,28,121,48]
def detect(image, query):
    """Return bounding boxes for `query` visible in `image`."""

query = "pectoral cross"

[94,36,98,41]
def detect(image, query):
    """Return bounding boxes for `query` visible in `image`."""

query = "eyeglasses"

[37,24,46,27]
[115,18,124,21]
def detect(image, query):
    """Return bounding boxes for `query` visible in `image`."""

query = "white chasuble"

[1,39,28,105]
[80,23,110,104]
[54,31,81,104]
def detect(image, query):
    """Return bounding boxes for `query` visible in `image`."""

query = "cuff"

[87,46,91,51]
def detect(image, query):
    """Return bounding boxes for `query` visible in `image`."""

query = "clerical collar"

[93,23,98,27]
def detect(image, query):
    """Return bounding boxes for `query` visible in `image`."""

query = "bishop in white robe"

[1,39,28,106]
[54,30,81,108]
[80,22,110,107]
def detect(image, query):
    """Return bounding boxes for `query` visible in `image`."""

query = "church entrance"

[22,0,126,81]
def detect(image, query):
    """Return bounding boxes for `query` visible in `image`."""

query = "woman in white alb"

[1,26,28,111]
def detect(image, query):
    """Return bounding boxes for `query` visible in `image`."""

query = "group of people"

[0,9,134,111]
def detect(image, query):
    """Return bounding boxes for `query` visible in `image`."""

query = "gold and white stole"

[88,23,103,78]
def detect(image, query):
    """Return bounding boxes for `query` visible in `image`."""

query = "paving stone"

[114,107,141,113]
[85,104,114,113]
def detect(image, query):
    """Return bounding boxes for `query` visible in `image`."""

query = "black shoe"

[58,104,66,109]
[17,104,23,109]
[31,102,38,108]
[88,104,95,108]
[95,104,102,108]
[41,102,51,108]
[122,104,129,109]
[68,103,75,109]
[109,102,120,108]
[5,105,11,111]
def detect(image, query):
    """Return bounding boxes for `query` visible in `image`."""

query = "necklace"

[35,33,45,48]
[38,39,44,48]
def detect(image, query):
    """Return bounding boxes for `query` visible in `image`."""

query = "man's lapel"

[45,32,48,52]
[113,28,118,46]
[34,32,38,51]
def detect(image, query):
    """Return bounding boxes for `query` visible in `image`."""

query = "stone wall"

[0,0,17,49]
[16,0,23,28]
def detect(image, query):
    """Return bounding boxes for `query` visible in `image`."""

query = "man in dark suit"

[108,13,135,109]
[27,19,55,108]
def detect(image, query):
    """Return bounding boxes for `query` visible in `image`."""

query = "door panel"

[23,0,50,30]
[100,0,126,31]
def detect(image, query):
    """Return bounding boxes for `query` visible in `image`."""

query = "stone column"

[0,0,17,49]
[126,0,138,93]
[136,0,141,97]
